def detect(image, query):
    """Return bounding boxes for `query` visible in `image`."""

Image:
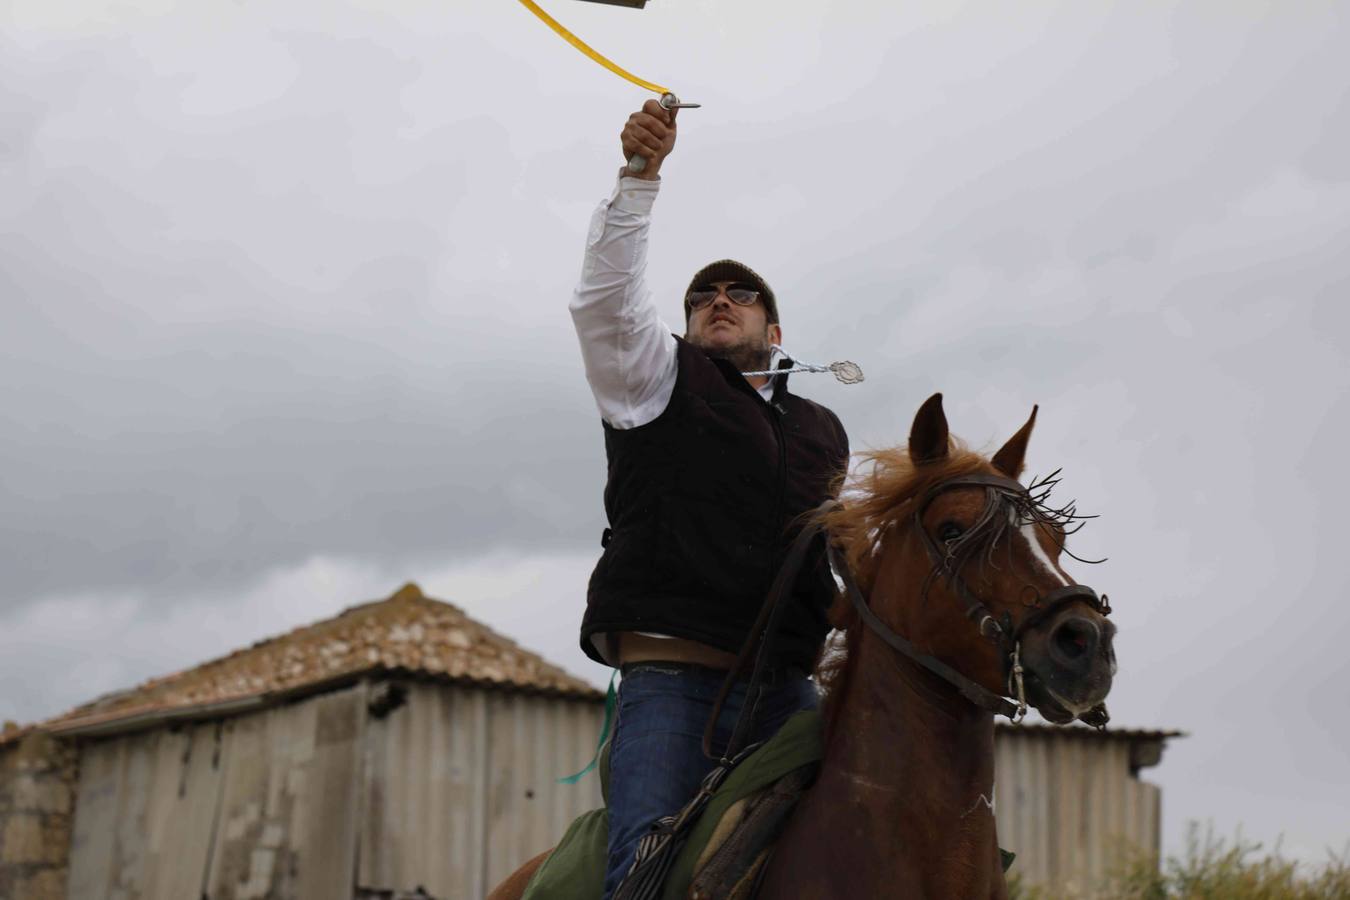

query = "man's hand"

[620,99,678,181]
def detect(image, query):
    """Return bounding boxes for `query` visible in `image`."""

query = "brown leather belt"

[619,659,807,687]
[616,632,739,670]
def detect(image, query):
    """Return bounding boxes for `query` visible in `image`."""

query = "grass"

[1007,823,1350,900]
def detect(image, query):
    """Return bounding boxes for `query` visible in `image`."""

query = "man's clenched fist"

[621,99,678,180]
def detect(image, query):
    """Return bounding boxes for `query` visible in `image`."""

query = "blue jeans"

[602,663,819,900]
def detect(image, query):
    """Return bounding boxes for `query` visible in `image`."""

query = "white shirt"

[570,172,773,662]
[569,171,772,430]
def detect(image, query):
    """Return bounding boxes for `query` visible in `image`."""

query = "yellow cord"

[516,0,670,95]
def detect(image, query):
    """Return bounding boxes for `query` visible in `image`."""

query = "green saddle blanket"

[521,710,824,900]
[520,709,1014,899]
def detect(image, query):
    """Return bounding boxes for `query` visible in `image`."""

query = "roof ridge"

[14,582,600,742]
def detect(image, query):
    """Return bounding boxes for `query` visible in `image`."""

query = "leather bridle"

[706,472,1112,762]
[828,472,1112,726]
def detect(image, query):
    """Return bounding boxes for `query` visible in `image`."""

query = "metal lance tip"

[829,361,865,384]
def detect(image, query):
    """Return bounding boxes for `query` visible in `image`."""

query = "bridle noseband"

[828,473,1112,727]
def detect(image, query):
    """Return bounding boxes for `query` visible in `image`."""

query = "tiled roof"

[6,583,600,744]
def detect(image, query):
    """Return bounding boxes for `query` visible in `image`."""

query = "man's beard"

[689,332,773,374]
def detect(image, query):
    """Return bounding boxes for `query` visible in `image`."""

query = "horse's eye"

[938,522,965,543]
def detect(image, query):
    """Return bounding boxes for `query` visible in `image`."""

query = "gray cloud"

[2,0,1348,864]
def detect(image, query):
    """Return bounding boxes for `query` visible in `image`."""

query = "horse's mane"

[814,439,991,741]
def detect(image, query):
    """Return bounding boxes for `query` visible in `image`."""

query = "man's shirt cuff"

[608,170,660,216]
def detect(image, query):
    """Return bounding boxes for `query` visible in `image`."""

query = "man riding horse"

[569,99,850,899]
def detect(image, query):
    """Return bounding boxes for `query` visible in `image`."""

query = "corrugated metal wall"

[62,682,1159,898]
[994,730,1161,893]
[68,685,373,900]
[67,717,228,898]
[64,681,605,900]
[357,683,603,898]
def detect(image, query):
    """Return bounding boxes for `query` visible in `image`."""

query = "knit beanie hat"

[683,259,779,325]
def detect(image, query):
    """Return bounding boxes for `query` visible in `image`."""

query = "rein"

[825,538,1027,721]
[703,515,830,761]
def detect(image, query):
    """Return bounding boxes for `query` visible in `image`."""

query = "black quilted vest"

[580,338,850,671]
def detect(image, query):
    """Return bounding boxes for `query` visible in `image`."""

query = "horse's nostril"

[1051,618,1097,664]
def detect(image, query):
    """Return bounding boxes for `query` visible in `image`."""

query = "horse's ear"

[909,393,950,464]
[992,405,1038,478]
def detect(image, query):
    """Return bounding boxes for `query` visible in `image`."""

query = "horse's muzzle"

[1019,608,1116,719]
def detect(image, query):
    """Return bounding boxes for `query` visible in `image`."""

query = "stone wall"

[0,731,77,900]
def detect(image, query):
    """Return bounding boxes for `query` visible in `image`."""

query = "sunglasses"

[686,285,761,311]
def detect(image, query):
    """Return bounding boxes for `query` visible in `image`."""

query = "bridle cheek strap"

[913,473,1030,643]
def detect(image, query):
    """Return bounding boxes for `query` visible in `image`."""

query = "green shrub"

[1007,823,1350,900]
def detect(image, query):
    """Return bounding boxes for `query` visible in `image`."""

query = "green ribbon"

[558,668,618,785]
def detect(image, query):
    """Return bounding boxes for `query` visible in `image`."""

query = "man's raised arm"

[569,100,681,430]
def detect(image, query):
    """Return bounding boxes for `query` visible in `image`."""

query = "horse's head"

[827,393,1116,726]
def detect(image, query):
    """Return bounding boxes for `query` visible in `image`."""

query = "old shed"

[993,721,1179,893]
[0,583,605,899]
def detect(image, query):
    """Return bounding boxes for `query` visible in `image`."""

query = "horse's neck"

[764,632,1004,899]
[828,633,997,811]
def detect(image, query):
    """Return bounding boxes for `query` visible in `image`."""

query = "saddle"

[519,710,824,900]
[686,763,816,899]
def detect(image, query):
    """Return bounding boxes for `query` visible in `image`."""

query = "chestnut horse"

[490,393,1117,899]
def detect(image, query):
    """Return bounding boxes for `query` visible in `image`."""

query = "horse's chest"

[761,787,1000,899]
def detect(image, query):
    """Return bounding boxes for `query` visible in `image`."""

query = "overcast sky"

[3,0,1347,868]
